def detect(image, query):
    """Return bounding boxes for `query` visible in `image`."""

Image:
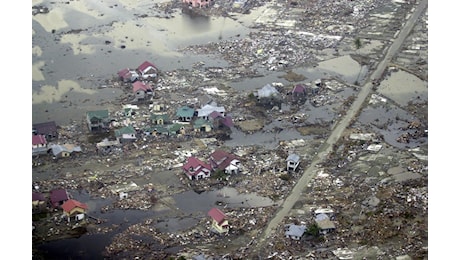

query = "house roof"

[50,144,82,156]
[315,213,329,222]
[137,61,158,73]
[292,84,307,93]
[32,135,47,145]
[197,103,225,118]
[208,207,227,225]
[193,118,212,128]
[257,84,279,98]
[150,113,169,121]
[209,150,238,171]
[61,199,88,213]
[182,157,211,175]
[132,81,152,93]
[96,138,120,148]
[154,126,169,134]
[176,106,195,118]
[115,125,136,137]
[285,224,306,237]
[316,219,336,230]
[33,121,57,135]
[209,111,223,120]
[117,68,131,79]
[118,68,138,78]
[32,192,46,202]
[169,123,184,133]
[49,189,69,204]
[286,154,300,163]
[210,150,234,162]
[221,116,234,127]
[87,110,109,120]
[314,208,334,215]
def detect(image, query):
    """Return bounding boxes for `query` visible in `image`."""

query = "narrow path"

[254,0,428,253]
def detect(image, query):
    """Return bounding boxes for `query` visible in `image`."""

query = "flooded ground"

[32,0,428,259]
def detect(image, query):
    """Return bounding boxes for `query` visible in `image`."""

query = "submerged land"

[32,0,428,259]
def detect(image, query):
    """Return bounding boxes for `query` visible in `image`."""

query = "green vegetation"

[306,223,320,237]
[279,173,291,181]
[354,37,362,50]
[212,169,227,180]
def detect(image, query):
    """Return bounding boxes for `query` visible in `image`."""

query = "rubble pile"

[102,205,279,259]
[32,0,427,258]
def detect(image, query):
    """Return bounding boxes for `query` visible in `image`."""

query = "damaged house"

[50,144,82,159]
[315,213,336,235]
[256,84,282,108]
[183,156,212,180]
[49,188,70,208]
[150,113,169,125]
[118,68,139,83]
[176,106,195,122]
[132,81,154,103]
[193,118,213,133]
[115,125,137,143]
[209,150,241,174]
[291,84,307,103]
[137,61,158,80]
[197,102,225,120]
[209,111,234,130]
[86,110,110,132]
[168,123,187,136]
[207,207,229,234]
[32,192,47,213]
[32,135,48,156]
[61,199,88,222]
[285,224,306,240]
[286,153,300,172]
[96,138,121,154]
[33,121,58,140]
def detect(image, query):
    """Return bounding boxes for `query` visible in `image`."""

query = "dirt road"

[254,0,428,252]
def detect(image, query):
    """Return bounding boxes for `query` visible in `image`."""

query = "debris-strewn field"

[32,0,427,259]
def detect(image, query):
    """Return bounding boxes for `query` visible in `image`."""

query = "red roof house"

[209,150,241,174]
[61,199,88,222]
[137,61,158,80]
[132,81,153,93]
[182,156,212,180]
[32,135,47,147]
[32,192,47,212]
[208,207,229,233]
[118,68,139,83]
[49,189,70,208]
[33,121,58,139]
[132,81,153,101]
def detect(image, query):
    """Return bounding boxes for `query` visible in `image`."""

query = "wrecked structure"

[32,0,428,259]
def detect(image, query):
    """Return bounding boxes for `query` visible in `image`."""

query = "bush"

[212,169,227,180]
[279,173,291,181]
[306,223,320,237]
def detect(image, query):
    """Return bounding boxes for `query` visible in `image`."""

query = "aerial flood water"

[32,0,428,259]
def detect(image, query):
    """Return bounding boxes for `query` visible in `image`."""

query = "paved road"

[255,0,428,253]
